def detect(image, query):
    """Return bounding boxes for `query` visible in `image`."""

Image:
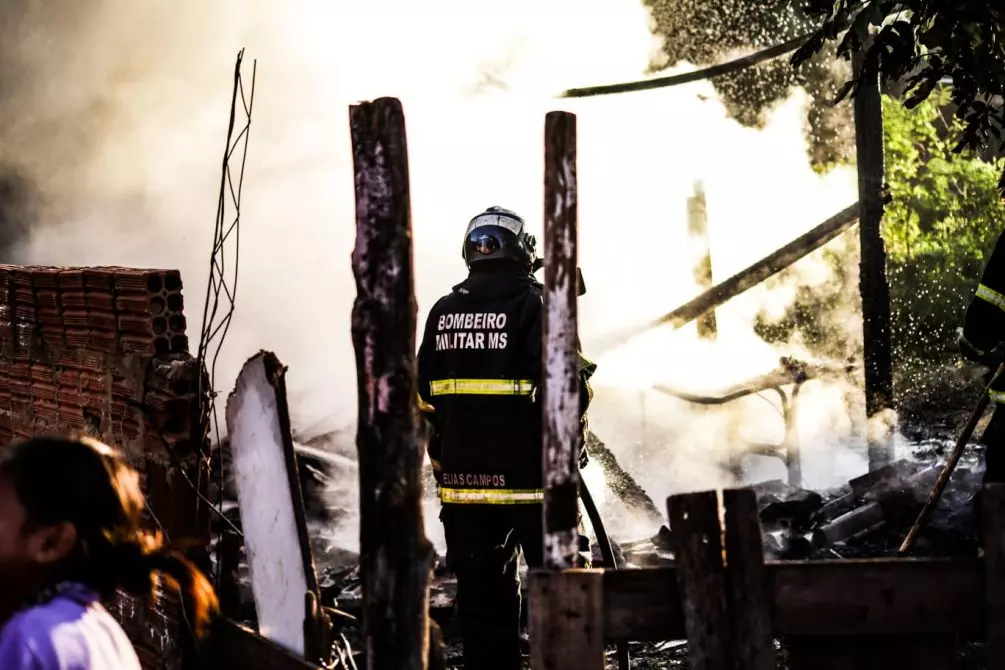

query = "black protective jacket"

[962,229,1005,402]
[417,266,595,505]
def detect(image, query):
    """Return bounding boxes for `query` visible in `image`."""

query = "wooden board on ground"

[225,351,319,657]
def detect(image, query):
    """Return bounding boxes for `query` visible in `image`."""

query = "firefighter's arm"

[962,228,1005,363]
[417,316,442,484]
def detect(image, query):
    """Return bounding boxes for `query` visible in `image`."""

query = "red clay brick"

[82,268,115,290]
[56,269,85,291]
[79,372,107,392]
[38,308,62,326]
[120,336,157,356]
[14,306,35,323]
[57,369,81,387]
[60,292,86,309]
[31,382,57,402]
[58,405,86,428]
[9,379,30,396]
[57,388,81,406]
[115,294,167,317]
[87,312,117,331]
[80,392,106,410]
[65,329,90,349]
[10,270,31,288]
[57,351,105,372]
[61,310,89,328]
[88,331,118,354]
[9,362,30,380]
[34,291,59,310]
[32,400,57,424]
[13,287,33,305]
[30,268,60,289]
[114,269,182,295]
[29,364,51,383]
[85,292,115,311]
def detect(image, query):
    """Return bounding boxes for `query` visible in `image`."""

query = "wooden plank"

[225,352,316,657]
[541,110,581,569]
[984,483,1005,665]
[349,96,435,670]
[602,558,983,641]
[668,490,732,670]
[208,618,322,670]
[853,49,894,471]
[722,489,776,670]
[786,635,958,670]
[528,569,605,670]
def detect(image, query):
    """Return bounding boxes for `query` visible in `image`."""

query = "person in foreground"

[417,206,596,670]
[0,434,219,669]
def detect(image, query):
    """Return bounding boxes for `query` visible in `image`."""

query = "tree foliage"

[882,89,1005,363]
[755,90,1005,368]
[792,0,1005,190]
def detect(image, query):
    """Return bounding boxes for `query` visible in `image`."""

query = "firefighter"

[417,206,595,670]
[960,228,1005,484]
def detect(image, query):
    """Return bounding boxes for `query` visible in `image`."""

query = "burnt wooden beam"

[528,570,605,670]
[541,110,582,569]
[602,558,983,641]
[349,96,435,670]
[853,49,895,471]
[593,203,860,356]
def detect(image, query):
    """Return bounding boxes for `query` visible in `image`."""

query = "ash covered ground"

[212,361,993,669]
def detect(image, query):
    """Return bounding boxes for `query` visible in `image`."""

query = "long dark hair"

[0,434,218,637]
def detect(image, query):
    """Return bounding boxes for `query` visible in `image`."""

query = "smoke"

[2,0,868,551]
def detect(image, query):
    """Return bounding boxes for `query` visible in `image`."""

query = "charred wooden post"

[667,489,775,670]
[668,491,732,670]
[541,110,582,569]
[853,50,895,471]
[528,570,605,670]
[721,489,775,670]
[688,181,717,340]
[349,96,435,670]
[984,483,1005,666]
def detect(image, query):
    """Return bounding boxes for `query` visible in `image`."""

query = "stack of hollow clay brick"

[0,265,209,670]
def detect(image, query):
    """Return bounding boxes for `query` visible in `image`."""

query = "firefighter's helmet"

[462,206,538,270]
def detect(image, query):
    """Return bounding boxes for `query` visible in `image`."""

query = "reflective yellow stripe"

[417,394,436,413]
[990,390,1005,404]
[429,378,535,396]
[439,488,544,504]
[977,284,1005,313]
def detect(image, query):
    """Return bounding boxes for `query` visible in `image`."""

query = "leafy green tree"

[791,0,1005,189]
[882,89,1005,363]
[755,90,1005,370]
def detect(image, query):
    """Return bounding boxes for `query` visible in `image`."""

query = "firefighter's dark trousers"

[441,504,589,670]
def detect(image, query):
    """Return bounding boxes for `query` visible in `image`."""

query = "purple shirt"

[0,584,141,669]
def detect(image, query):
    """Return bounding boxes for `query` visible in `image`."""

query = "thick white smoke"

[4,0,870,551]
